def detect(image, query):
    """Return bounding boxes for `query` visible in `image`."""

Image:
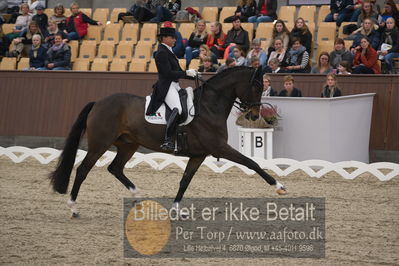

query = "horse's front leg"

[213,144,287,195]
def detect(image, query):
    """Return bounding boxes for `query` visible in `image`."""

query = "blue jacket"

[352,29,381,50]
[29,45,47,68]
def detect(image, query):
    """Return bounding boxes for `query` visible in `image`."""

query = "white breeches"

[164,81,182,114]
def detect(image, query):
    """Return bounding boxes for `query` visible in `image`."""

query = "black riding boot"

[160,108,180,151]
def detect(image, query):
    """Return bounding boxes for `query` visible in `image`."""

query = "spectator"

[377,17,399,73]
[262,74,277,97]
[118,1,140,22]
[380,0,399,32]
[223,16,250,59]
[198,44,218,64]
[269,19,290,53]
[224,0,257,23]
[350,18,381,50]
[64,2,102,40]
[267,38,288,68]
[198,56,218,72]
[249,55,260,68]
[216,57,236,73]
[284,37,311,73]
[289,17,312,54]
[0,19,10,57]
[32,4,48,35]
[232,45,246,66]
[51,4,66,31]
[130,0,158,23]
[44,20,67,48]
[150,0,181,23]
[248,0,277,23]
[0,0,7,17]
[38,33,71,70]
[337,60,352,74]
[9,21,43,58]
[206,21,226,58]
[325,0,355,27]
[7,3,32,40]
[352,36,381,73]
[311,52,333,74]
[246,38,267,68]
[170,23,184,58]
[330,38,354,69]
[264,58,287,73]
[279,75,302,97]
[185,20,208,68]
[28,34,47,70]
[350,1,365,22]
[321,73,342,97]
[356,0,381,27]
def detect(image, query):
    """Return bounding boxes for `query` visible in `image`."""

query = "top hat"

[35,4,44,10]
[158,27,176,37]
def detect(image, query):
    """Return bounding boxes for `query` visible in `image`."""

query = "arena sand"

[0,157,398,266]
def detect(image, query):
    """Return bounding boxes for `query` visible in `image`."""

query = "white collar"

[273,67,280,73]
[162,43,174,54]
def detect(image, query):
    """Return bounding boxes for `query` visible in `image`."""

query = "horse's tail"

[49,102,96,194]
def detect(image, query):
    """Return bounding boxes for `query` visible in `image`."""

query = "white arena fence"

[1,146,398,181]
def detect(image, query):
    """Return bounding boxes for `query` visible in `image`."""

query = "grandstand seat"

[17,57,29,70]
[307,22,316,40]
[178,23,195,39]
[219,6,236,22]
[189,59,200,69]
[110,58,128,71]
[93,8,109,26]
[148,59,157,72]
[0,57,17,70]
[140,24,158,44]
[97,41,115,62]
[68,40,79,62]
[85,25,102,44]
[91,58,108,71]
[110,8,127,23]
[278,6,296,25]
[241,23,254,41]
[297,5,316,24]
[344,39,353,49]
[72,59,90,71]
[2,24,15,35]
[202,7,218,22]
[317,5,331,25]
[129,58,147,72]
[317,23,336,42]
[116,41,133,62]
[78,40,97,61]
[218,59,225,65]
[255,23,273,46]
[121,23,139,45]
[103,23,120,44]
[178,59,186,70]
[134,41,152,61]
[44,8,54,18]
[64,9,72,17]
[80,8,92,18]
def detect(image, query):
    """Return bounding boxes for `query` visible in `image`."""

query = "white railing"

[1,146,398,181]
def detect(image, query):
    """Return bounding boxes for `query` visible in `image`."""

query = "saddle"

[144,87,195,126]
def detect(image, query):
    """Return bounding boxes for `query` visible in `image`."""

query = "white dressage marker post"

[238,127,274,159]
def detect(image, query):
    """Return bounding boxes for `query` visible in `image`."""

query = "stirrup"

[160,141,175,151]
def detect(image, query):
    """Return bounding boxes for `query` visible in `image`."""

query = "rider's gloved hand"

[186,69,198,77]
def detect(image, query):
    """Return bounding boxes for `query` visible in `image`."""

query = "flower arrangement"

[235,105,280,128]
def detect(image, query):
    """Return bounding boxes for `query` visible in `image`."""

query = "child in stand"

[336,60,352,74]
[198,56,218,72]
[262,74,277,97]
[232,45,246,66]
[279,75,302,97]
[321,73,342,98]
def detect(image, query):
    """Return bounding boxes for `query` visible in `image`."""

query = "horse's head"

[237,66,264,121]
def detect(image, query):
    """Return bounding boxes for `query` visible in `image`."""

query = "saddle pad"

[145,87,195,126]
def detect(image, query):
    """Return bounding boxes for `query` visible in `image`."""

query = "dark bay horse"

[49,66,287,217]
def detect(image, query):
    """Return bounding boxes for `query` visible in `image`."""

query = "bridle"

[195,69,264,114]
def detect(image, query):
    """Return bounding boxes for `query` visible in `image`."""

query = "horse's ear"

[255,66,263,80]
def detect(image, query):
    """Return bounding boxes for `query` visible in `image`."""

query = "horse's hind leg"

[68,150,106,217]
[213,144,287,195]
[107,143,140,198]
[173,156,206,208]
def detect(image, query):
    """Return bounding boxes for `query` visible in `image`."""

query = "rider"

[146,22,198,151]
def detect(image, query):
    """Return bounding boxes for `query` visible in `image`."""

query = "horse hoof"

[276,188,288,195]
[71,212,80,218]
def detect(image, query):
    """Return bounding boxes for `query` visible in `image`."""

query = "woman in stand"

[321,73,342,97]
[352,36,381,74]
[185,20,207,68]
[311,52,333,74]
[206,21,226,59]
[289,17,312,54]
